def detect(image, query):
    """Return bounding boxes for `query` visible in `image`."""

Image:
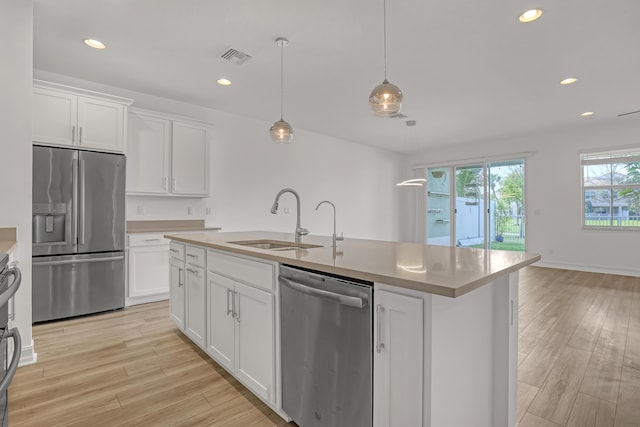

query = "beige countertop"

[0,227,17,254]
[127,220,221,234]
[165,230,541,298]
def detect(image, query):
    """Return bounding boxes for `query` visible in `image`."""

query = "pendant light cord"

[383,0,388,80]
[280,42,284,120]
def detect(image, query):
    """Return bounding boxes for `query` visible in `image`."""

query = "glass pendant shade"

[269,118,294,144]
[369,79,403,116]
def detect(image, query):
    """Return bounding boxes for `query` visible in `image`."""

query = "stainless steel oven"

[0,254,22,427]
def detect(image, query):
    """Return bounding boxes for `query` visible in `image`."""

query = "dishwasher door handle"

[279,277,367,308]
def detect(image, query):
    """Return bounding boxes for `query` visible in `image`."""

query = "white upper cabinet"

[172,121,209,196]
[32,81,132,153]
[77,96,125,152]
[32,88,77,146]
[127,108,211,197]
[126,112,172,194]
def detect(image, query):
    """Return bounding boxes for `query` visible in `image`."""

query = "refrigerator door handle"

[78,159,86,245]
[72,158,79,248]
[33,255,125,267]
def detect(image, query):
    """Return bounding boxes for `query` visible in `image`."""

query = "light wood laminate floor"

[8,266,640,426]
[9,301,294,426]
[517,267,640,427]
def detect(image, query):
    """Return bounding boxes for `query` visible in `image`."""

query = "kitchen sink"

[227,239,322,251]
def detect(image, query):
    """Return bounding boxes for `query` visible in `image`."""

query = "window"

[581,148,640,228]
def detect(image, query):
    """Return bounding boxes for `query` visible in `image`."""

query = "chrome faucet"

[315,200,344,248]
[271,188,309,243]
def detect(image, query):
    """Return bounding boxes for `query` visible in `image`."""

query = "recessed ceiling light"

[560,78,578,85]
[581,111,595,117]
[217,78,232,86]
[84,39,106,49]
[519,9,543,23]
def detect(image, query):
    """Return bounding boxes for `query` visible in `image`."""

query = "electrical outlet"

[205,207,212,216]
[136,205,145,215]
[187,207,194,216]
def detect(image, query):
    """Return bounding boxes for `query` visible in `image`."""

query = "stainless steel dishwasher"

[280,264,372,427]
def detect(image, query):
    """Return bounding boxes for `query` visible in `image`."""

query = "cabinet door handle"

[376,304,385,353]
[226,288,233,317]
[178,268,184,287]
[72,125,76,143]
[186,267,198,276]
[170,248,179,253]
[234,291,240,323]
[79,126,83,144]
[144,238,162,242]
[163,177,169,191]
[172,178,177,191]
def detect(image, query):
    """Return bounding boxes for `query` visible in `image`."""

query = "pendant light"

[270,37,293,144]
[369,0,403,116]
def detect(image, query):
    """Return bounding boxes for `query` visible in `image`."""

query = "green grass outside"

[470,239,525,252]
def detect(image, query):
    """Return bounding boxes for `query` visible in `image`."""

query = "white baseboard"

[125,292,169,307]
[533,260,640,277]
[18,338,38,367]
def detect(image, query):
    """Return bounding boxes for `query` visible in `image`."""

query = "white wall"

[0,0,35,364]
[35,70,401,241]
[400,116,640,276]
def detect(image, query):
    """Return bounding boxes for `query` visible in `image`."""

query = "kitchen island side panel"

[429,274,516,427]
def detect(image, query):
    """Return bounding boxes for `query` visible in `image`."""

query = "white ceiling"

[33,0,640,153]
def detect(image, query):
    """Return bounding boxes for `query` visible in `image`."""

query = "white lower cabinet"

[373,289,424,427]
[206,271,275,403]
[127,234,170,306]
[233,281,274,402]
[170,244,278,408]
[169,256,185,331]
[185,264,206,348]
[206,272,235,370]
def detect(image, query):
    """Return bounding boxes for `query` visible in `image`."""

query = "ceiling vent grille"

[218,47,252,65]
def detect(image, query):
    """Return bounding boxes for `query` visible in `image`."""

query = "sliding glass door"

[487,161,525,251]
[455,165,485,248]
[426,167,451,246]
[424,159,525,251]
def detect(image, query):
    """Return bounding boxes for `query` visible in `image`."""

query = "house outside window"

[581,148,640,228]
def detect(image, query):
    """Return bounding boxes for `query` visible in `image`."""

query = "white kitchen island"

[165,230,541,427]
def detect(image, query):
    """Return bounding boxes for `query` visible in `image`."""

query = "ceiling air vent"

[218,47,252,65]
[618,110,640,117]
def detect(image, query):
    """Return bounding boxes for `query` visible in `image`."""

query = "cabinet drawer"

[128,234,170,247]
[169,242,185,262]
[185,245,206,268]
[207,250,275,291]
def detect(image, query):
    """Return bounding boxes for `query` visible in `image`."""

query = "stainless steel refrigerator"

[32,145,126,323]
